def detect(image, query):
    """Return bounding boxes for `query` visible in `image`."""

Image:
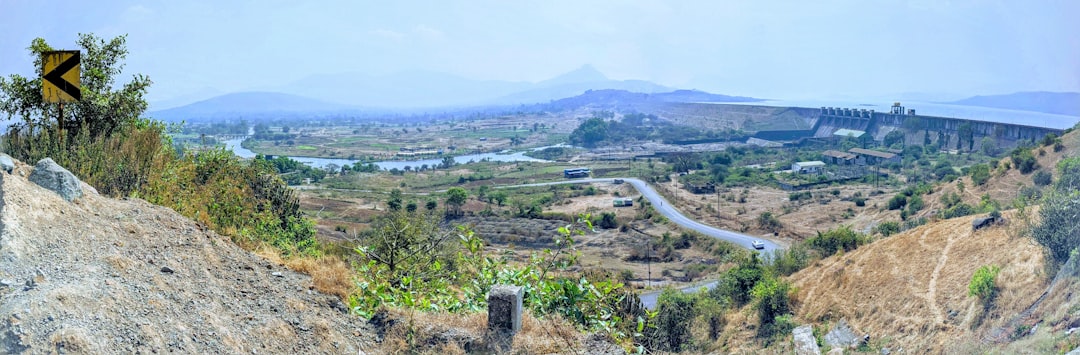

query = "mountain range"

[150,65,739,121]
[945,91,1080,117]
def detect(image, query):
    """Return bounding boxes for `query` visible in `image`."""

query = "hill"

[150,91,358,122]
[766,128,1080,353]
[946,91,1080,117]
[0,158,373,353]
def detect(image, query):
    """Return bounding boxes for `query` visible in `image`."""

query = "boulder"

[792,324,821,355]
[0,154,14,174]
[825,319,860,349]
[28,158,83,202]
[972,217,996,231]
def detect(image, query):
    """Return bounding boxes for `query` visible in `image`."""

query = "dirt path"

[926,227,959,325]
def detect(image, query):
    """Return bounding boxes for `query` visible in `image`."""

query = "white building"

[792,161,826,174]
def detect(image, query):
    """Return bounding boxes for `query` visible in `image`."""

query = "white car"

[752,240,766,249]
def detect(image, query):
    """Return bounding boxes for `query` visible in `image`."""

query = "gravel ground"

[0,160,375,354]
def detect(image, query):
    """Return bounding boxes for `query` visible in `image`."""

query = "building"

[833,128,867,140]
[848,148,900,166]
[821,150,857,165]
[792,161,826,174]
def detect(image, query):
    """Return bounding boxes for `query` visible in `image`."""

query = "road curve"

[500,177,781,308]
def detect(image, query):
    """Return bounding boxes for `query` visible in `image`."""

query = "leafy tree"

[440,155,456,169]
[980,137,999,156]
[1056,157,1080,192]
[387,188,404,211]
[445,187,468,216]
[491,191,508,206]
[424,199,438,211]
[883,130,906,148]
[957,122,974,151]
[569,117,609,147]
[751,275,794,338]
[969,163,991,186]
[356,210,453,277]
[647,289,697,352]
[1031,189,1080,265]
[1010,148,1038,174]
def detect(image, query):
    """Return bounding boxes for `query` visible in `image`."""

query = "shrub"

[597,212,618,229]
[970,163,991,186]
[1031,190,1080,265]
[647,289,697,352]
[1011,148,1038,174]
[886,194,907,210]
[874,221,901,237]
[969,265,1000,307]
[853,197,866,207]
[751,275,794,338]
[1032,170,1049,186]
[806,225,867,255]
[757,211,782,232]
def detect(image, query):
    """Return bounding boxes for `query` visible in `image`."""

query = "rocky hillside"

[0,157,374,353]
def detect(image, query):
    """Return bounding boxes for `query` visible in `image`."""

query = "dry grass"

[256,246,355,301]
[372,308,599,354]
[786,210,1049,352]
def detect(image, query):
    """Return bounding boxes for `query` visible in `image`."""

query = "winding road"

[502,177,781,308]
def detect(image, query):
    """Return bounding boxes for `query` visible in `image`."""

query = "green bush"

[969,265,1000,307]
[647,289,697,352]
[886,194,907,210]
[751,275,794,338]
[1033,170,1053,186]
[874,221,901,237]
[806,225,867,255]
[1011,148,1038,174]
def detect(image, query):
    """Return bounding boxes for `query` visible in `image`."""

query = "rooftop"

[849,148,898,159]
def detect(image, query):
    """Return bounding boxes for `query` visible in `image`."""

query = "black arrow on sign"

[43,52,81,101]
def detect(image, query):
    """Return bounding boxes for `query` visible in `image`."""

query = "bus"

[563,168,590,178]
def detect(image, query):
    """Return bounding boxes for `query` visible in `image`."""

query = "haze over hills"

[945,91,1080,117]
[151,65,681,112]
[151,91,359,121]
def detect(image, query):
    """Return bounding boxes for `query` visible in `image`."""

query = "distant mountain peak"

[540,64,609,86]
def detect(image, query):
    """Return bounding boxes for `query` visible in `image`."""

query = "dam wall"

[812,105,1063,150]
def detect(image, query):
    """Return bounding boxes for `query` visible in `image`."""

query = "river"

[223,137,552,170]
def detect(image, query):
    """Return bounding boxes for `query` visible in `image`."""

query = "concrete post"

[488,285,523,334]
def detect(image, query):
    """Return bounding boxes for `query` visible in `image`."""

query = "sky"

[2,0,1078,105]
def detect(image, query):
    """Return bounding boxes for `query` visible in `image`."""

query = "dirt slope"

[789,212,1049,352]
[0,161,374,354]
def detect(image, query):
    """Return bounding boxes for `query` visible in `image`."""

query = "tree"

[357,210,453,277]
[751,275,794,337]
[647,289,697,352]
[477,185,490,203]
[1,34,155,195]
[440,156,456,169]
[424,199,438,211]
[446,187,468,216]
[970,163,991,186]
[980,137,999,156]
[569,117,609,147]
[491,191,508,206]
[957,122,974,151]
[387,189,403,211]
[883,130,906,148]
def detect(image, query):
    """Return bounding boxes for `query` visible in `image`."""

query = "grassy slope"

[775,129,1080,352]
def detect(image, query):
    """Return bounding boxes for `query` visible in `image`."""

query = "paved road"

[501,177,781,308]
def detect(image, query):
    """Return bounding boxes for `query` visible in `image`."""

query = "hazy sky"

[2,0,1078,103]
